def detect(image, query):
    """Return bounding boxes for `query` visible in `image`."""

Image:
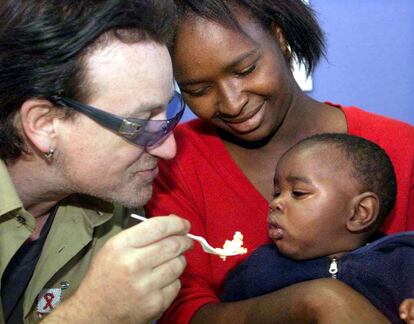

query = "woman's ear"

[272,24,292,61]
[347,192,380,233]
[19,98,58,154]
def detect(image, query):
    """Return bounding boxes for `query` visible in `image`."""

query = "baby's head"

[268,133,396,260]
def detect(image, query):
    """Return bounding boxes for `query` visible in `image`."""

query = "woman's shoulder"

[327,103,414,149]
[341,105,413,138]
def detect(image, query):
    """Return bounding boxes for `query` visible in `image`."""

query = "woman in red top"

[146,0,414,322]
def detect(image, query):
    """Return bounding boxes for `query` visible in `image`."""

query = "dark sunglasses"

[49,92,185,147]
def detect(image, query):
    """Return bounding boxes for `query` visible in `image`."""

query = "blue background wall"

[181,0,414,125]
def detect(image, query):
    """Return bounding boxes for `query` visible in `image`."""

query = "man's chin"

[117,186,153,210]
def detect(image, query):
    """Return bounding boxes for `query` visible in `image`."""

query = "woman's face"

[173,12,298,142]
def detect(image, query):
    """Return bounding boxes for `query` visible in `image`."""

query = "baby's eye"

[272,189,281,198]
[292,191,309,199]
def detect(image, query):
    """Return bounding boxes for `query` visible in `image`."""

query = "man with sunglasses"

[0,1,192,323]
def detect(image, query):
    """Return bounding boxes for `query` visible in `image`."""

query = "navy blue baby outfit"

[222,232,414,323]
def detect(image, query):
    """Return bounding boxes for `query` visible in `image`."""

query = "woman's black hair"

[174,0,325,75]
[0,0,177,160]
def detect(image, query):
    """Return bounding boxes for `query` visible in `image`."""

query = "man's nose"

[147,132,177,160]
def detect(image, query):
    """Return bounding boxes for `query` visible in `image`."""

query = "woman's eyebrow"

[225,49,260,71]
[179,49,260,87]
[178,78,207,87]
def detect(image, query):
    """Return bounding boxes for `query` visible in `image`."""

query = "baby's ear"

[347,192,380,233]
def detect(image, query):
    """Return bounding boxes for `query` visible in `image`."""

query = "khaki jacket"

[0,160,130,323]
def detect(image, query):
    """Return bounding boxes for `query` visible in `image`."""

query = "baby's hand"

[400,298,414,323]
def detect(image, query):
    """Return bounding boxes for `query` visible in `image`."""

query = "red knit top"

[146,105,414,323]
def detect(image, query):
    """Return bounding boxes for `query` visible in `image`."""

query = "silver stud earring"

[44,147,54,161]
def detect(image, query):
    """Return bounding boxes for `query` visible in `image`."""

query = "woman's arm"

[192,279,390,324]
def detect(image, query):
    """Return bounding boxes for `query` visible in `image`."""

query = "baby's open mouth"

[268,223,284,240]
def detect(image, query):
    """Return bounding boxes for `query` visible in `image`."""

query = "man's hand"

[44,215,192,323]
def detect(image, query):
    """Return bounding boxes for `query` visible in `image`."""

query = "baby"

[222,133,414,323]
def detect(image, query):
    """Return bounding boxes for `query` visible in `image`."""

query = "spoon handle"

[130,214,148,222]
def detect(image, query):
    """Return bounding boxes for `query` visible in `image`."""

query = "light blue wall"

[311,0,414,125]
[181,1,414,125]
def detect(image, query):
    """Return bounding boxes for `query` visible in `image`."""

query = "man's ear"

[19,98,58,154]
[272,24,292,61]
[347,192,380,233]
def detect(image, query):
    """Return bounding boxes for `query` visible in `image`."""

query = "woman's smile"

[220,101,266,134]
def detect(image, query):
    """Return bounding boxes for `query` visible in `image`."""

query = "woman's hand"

[400,298,414,324]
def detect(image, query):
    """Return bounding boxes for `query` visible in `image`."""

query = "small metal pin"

[60,281,70,290]
[16,215,26,224]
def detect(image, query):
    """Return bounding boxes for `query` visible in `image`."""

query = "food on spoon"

[216,231,247,261]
